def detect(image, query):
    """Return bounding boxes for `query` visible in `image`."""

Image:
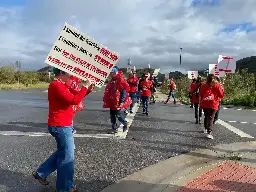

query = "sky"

[0,0,256,73]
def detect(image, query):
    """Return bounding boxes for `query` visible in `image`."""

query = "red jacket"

[190,83,199,104]
[103,76,132,110]
[48,79,89,126]
[140,80,152,96]
[199,82,224,110]
[169,81,176,91]
[127,76,139,93]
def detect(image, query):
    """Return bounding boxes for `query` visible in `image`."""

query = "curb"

[100,141,256,192]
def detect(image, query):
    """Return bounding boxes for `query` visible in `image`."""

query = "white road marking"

[42,90,48,92]
[237,108,242,111]
[228,120,237,123]
[0,131,115,139]
[223,107,228,109]
[116,103,139,139]
[0,103,139,139]
[217,119,254,138]
[240,122,248,124]
[252,110,256,112]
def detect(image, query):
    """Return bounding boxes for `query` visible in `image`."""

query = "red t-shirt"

[170,81,176,91]
[48,79,88,126]
[127,77,139,93]
[140,80,152,96]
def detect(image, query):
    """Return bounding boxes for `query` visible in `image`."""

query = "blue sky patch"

[0,0,26,7]
[191,0,221,7]
[221,22,256,33]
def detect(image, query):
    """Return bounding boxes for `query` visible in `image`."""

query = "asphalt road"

[0,89,254,192]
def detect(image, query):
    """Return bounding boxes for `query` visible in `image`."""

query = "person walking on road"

[150,76,157,104]
[139,72,152,116]
[126,72,139,114]
[213,76,224,124]
[103,67,131,134]
[190,77,203,124]
[199,74,224,139]
[137,76,144,104]
[164,78,176,104]
[189,78,197,108]
[33,68,94,192]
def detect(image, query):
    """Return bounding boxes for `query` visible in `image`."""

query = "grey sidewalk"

[101,141,256,192]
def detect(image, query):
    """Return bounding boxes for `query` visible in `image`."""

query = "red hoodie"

[199,82,224,110]
[48,79,89,126]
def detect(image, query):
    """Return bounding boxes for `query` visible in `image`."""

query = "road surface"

[0,89,254,192]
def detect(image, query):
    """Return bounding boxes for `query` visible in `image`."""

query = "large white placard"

[217,55,236,74]
[209,63,225,77]
[45,23,119,87]
[188,71,198,79]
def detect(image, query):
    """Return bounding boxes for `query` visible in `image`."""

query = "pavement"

[0,89,255,192]
[101,141,256,192]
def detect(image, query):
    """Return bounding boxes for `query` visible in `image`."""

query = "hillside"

[236,56,256,72]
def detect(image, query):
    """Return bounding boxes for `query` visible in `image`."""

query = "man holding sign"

[33,68,94,192]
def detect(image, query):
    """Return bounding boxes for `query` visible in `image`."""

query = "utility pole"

[15,61,21,85]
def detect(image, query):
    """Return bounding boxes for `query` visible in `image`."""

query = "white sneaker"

[204,129,207,133]
[206,133,214,139]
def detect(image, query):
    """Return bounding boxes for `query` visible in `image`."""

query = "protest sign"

[152,68,160,77]
[45,23,119,87]
[217,55,236,74]
[165,73,169,80]
[188,71,198,79]
[209,64,221,77]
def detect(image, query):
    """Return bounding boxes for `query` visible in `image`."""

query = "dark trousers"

[203,108,216,133]
[110,109,127,130]
[141,96,149,113]
[214,104,221,122]
[194,103,202,119]
[129,92,136,111]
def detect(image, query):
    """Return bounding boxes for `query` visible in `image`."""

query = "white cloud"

[0,0,256,73]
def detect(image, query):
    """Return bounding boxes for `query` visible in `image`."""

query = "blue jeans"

[37,126,75,192]
[166,91,176,104]
[126,92,136,111]
[110,109,127,130]
[137,90,141,102]
[141,96,149,113]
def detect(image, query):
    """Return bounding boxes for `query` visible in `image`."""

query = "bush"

[160,69,256,107]
[0,65,50,89]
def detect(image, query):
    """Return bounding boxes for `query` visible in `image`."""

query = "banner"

[209,64,225,77]
[188,71,198,79]
[44,23,119,87]
[217,55,236,74]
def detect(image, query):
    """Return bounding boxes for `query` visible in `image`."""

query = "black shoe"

[195,118,199,124]
[145,112,148,116]
[108,129,118,134]
[123,125,128,132]
[190,105,193,108]
[130,110,133,114]
[199,118,201,124]
[32,171,50,186]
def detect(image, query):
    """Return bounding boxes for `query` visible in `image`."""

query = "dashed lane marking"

[217,119,254,139]
[114,103,139,139]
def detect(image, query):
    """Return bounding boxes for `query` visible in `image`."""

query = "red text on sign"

[62,50,108,77]
[100,47,119,61]
[94,55,114,69]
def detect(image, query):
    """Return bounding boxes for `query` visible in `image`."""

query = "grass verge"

[0,82,49,90]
